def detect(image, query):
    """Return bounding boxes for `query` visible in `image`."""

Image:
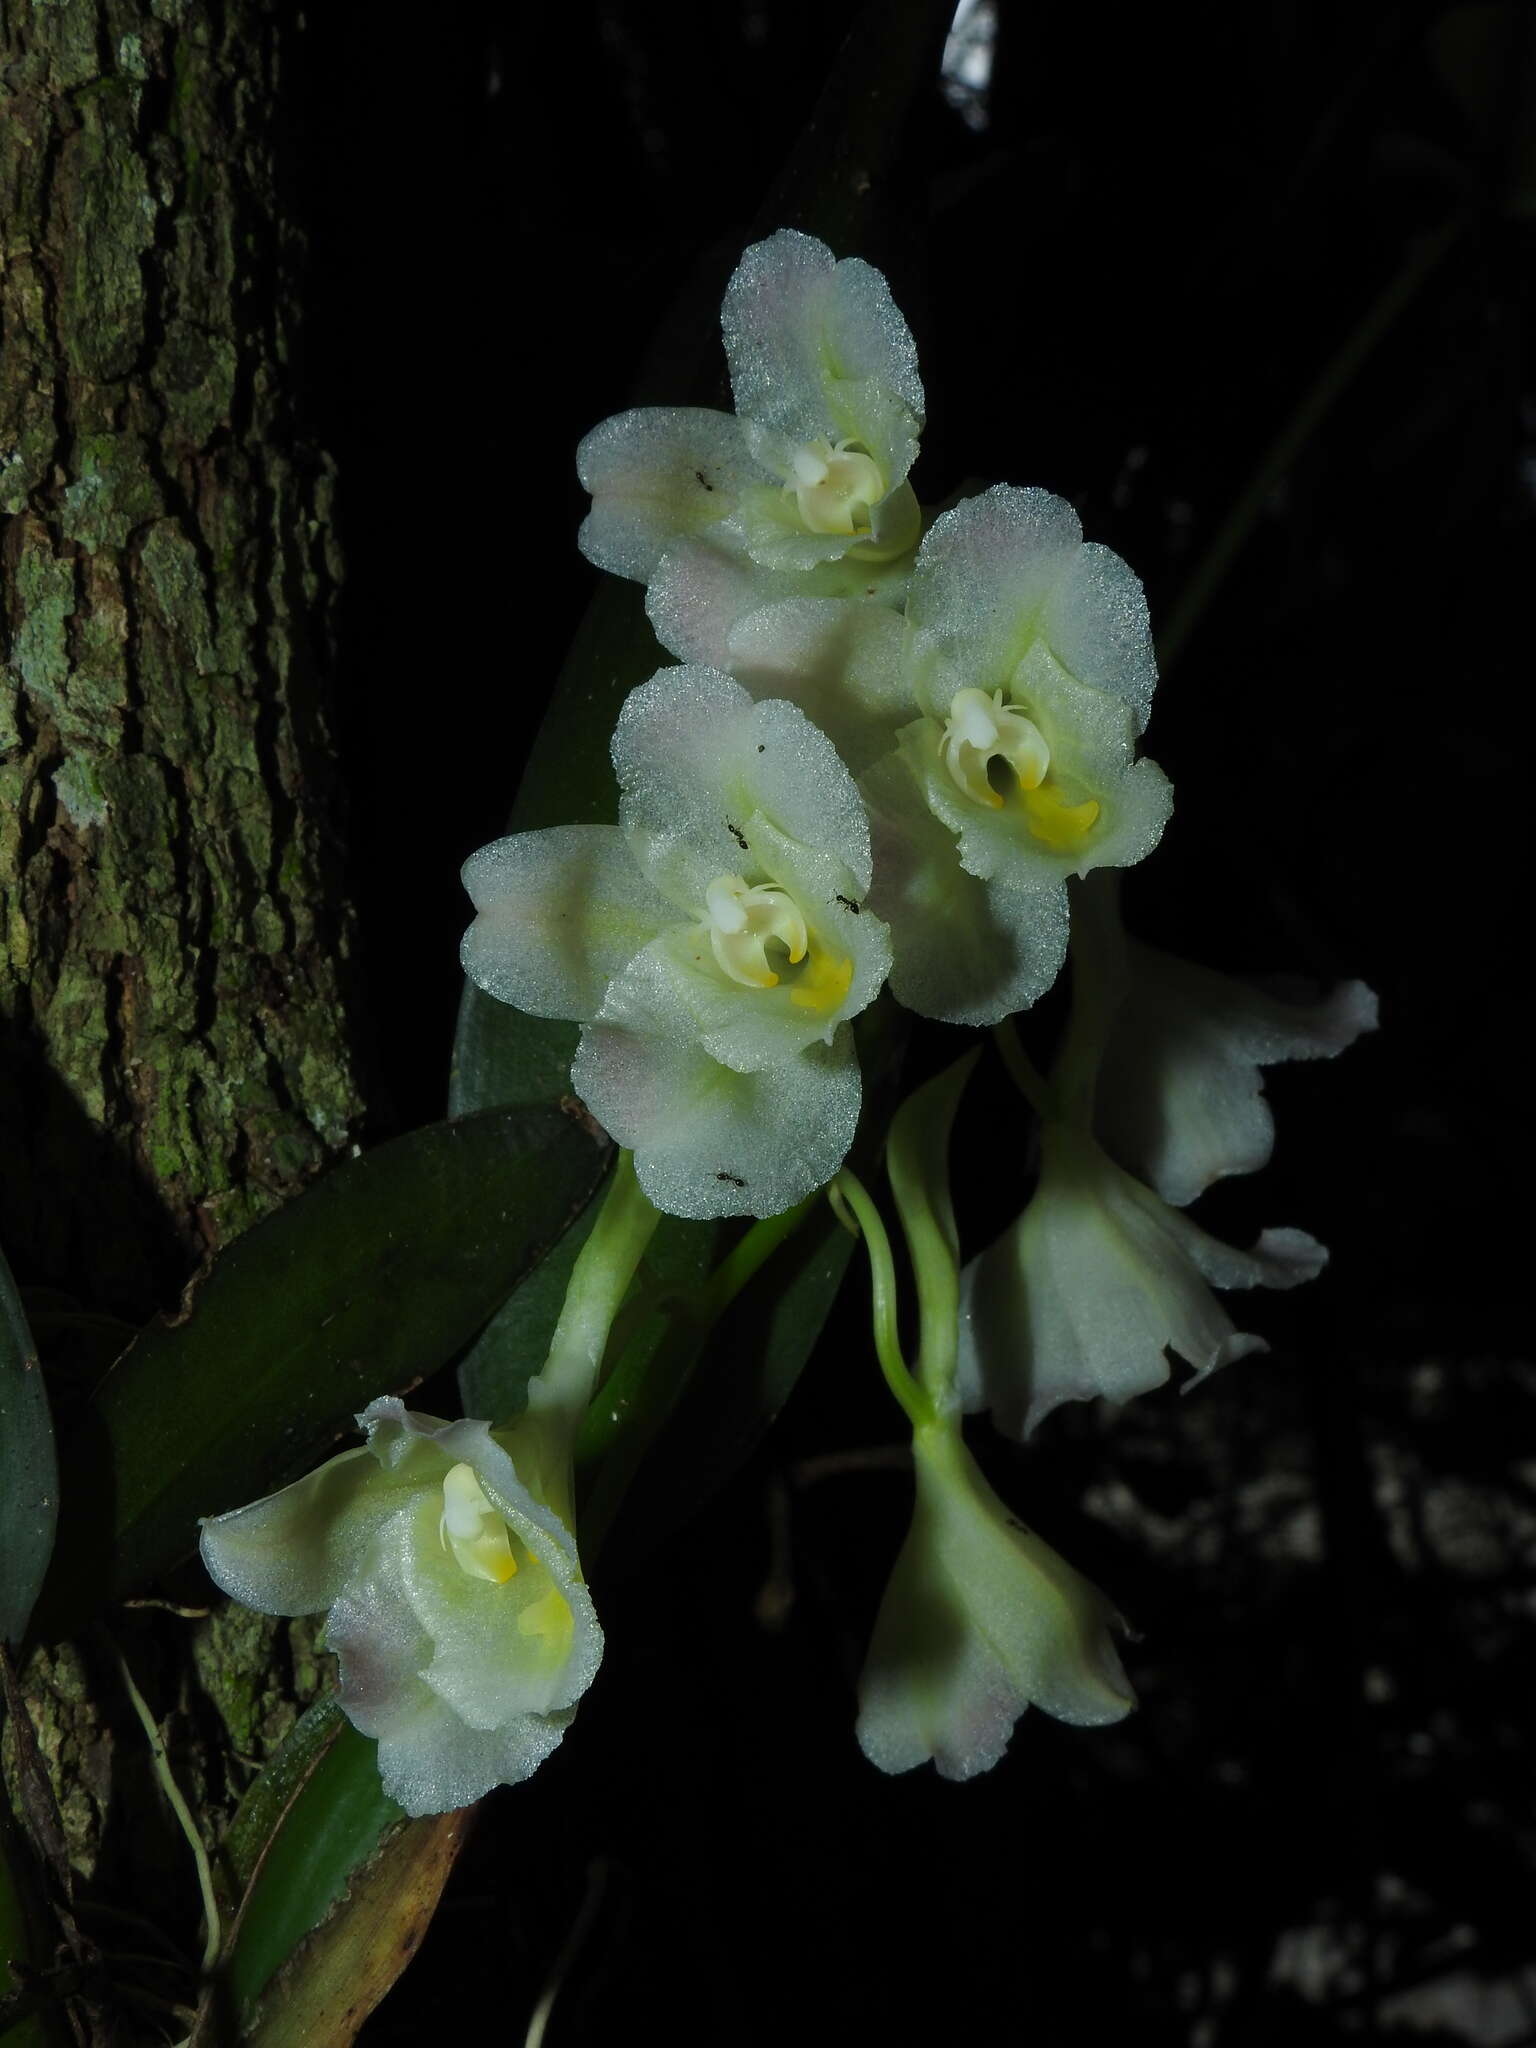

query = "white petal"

[905,487,1160,731]
[725,598,914,775]
[460,823,674,1022]
[722,230,923,492]
[1096,949,1379,1205]
[906,487,1085,707]
[860,746,1069,1024]
[375,1688,571,1818]
[856,1424,1132,1779]
[199,1443,407,1618]
[647,536,912,670]
[613,664,872,895]
[382,1495,599,1732]
[576,408,760,582]
[573,987,861,1219]
[326,1547,573,1817]
[958,1128,1322,1438]
[1040,541,1158,733]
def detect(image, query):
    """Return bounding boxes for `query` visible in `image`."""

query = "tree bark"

[0,0,362,1323]
[0,1,361,2017]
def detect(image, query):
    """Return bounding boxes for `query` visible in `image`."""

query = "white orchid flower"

[722,486,1174,1026]
[1094,944,1380,1206]
[857,1417,1133,1780]
[461,666,891,1220]
[199,1396,601,1818]
[957,1123,1327,1438]
[576,229,925,666]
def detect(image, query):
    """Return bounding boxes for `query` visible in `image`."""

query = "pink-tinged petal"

[461,822,674,1022]
[576,407,759,581]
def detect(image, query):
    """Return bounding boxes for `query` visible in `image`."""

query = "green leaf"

[456,1176,713,1424]
[242,1793,467,2048]
[0,1245,56,1647]
[38,1106,606,1628]
[197,1704,401,2038]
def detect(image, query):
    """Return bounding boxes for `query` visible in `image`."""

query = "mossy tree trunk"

[0,0,363,2020]
[0,0,361,1320]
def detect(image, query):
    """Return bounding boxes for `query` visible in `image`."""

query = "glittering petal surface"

[725,598,914,775]
[613,665,873,900]
[646,536,911,669]
[721,229,924,498]
[957,1127,1328,1438]
[575,407,760,582]
[573,968,862,1219]
[204,1398,602,1818]
[1039,540,1159,734]
[861,746,1069,1025]
[905,487,1088,713]
[856,1424,1133,1780]
[460,823,675,1023]
[199,1443,414,1619]
[1096,947,1381,1205]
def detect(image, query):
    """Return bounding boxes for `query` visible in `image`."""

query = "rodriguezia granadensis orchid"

[202,227,1377,1822]
[577,228,926,670]
[461,664,891,1220]
[723,485,1173,1025]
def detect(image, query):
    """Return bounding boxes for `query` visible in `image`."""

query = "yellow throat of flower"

[702,872,853,1015]
[940,687,1099,851]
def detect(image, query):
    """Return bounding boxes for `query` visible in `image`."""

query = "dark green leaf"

[242,1793,467,2048]
[38,1107,606,1627]
[0,1246,56,1647]
[457,1169,720,1427]
[202,1708,401,2035]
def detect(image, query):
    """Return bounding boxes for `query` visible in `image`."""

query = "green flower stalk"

[847,1055,1134,1779]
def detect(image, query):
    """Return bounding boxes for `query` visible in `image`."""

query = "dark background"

[293,2,1531,2039]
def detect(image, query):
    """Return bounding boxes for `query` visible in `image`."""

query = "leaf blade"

[39,1106,606,1625]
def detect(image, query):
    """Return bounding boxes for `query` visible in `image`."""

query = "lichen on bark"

[0,0,363,1321]
[0,0,368,2006]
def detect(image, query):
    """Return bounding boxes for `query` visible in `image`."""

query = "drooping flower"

[857,1416,1133,1779]
[199,1396,601,1817]
[1093,944,1380,1206]
[576,229,926,668]
[461,666,891,1220]
[723,486,1174,1026]
[957,1122,1327,1438]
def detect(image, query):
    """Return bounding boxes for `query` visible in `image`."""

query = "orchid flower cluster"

[200,232,1375,1815]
